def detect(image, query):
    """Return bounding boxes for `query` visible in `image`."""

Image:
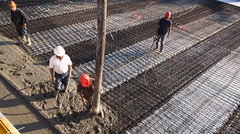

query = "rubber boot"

[22,36,27,44]
[53,90,59,98]
[26,36,31,46]
[16,37,22,45]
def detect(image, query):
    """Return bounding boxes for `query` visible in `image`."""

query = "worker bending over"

[77,74,102,112]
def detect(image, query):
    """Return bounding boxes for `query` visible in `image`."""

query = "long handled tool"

[59,77,70,109]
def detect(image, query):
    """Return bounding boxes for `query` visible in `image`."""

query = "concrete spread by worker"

[49,46,72,97]
[9,0,31,46]
[77,74,102,111]
[154,11,172,55]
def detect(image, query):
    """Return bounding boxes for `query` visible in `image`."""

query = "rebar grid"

[0,0,239,133]
[30,9,239,68]
[216,104,240,133]
[126,48,240,133]
[0,0,42,11]
[100,19,240,132]
[73,11,240,93]
[17,0,203,56]
[0,0,133,26]
[1,0,230,65]
[0,1,160,38]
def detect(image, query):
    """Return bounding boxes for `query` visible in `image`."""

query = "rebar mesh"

[73,11,240,93]
[0,0,239,133]
[126,50,240,133]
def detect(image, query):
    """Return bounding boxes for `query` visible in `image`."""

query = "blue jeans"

[15,25,29,37]
[55,72,69,91]
[155,34,166,52]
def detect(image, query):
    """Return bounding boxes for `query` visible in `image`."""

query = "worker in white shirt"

[49,46,72,97]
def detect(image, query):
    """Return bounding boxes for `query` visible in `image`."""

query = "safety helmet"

[9,1,17,8]
[165,11,171,19]
[54,46,65,56]
[80,74,91,88]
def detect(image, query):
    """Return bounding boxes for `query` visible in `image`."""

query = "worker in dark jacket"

[77,74,95,110]
[154,11,172,55]
[77,74,102,111]
[9,1,31,46]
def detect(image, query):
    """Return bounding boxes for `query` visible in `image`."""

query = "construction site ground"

[0,0,240,134]
[0,67,58,134]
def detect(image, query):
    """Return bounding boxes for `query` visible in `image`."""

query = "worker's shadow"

[0,94,21,108]
[0,41,16,46]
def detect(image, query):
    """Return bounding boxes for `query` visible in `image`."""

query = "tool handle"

[59,77,70,109]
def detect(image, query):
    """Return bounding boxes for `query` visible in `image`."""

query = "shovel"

[59,77,70,109]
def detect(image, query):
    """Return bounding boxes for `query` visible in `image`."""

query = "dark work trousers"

[155,34,166,52]
[15,25,29,37]
[55,72,69,91]
[85,96,93,111]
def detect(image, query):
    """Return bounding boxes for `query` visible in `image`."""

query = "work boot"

[16,37,22,45]
[22,36,27,44]
[26,36,31,46]
[61,85,68,94]
[154,48,158,51]
[53,90,59,98]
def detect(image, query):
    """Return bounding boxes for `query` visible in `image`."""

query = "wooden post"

[91,0,107,115]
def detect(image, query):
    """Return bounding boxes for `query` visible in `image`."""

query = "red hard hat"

[80,74,90,88]
[9,1,17,8]
[165,11,171,18]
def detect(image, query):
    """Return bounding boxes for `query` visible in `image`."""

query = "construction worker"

[154,11,172,55]
[49,46,72,97]
[77,74,102,111]
[9,0,31,46]
[77,74,95,110]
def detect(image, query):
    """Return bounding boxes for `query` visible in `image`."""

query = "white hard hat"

[54,46,65,56]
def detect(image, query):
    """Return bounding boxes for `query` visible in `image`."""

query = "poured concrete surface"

[0,75,58,134]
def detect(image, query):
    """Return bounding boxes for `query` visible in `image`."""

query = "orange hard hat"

[9,1,17,8]
[165,11,171,18]
[80,74,90,88]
